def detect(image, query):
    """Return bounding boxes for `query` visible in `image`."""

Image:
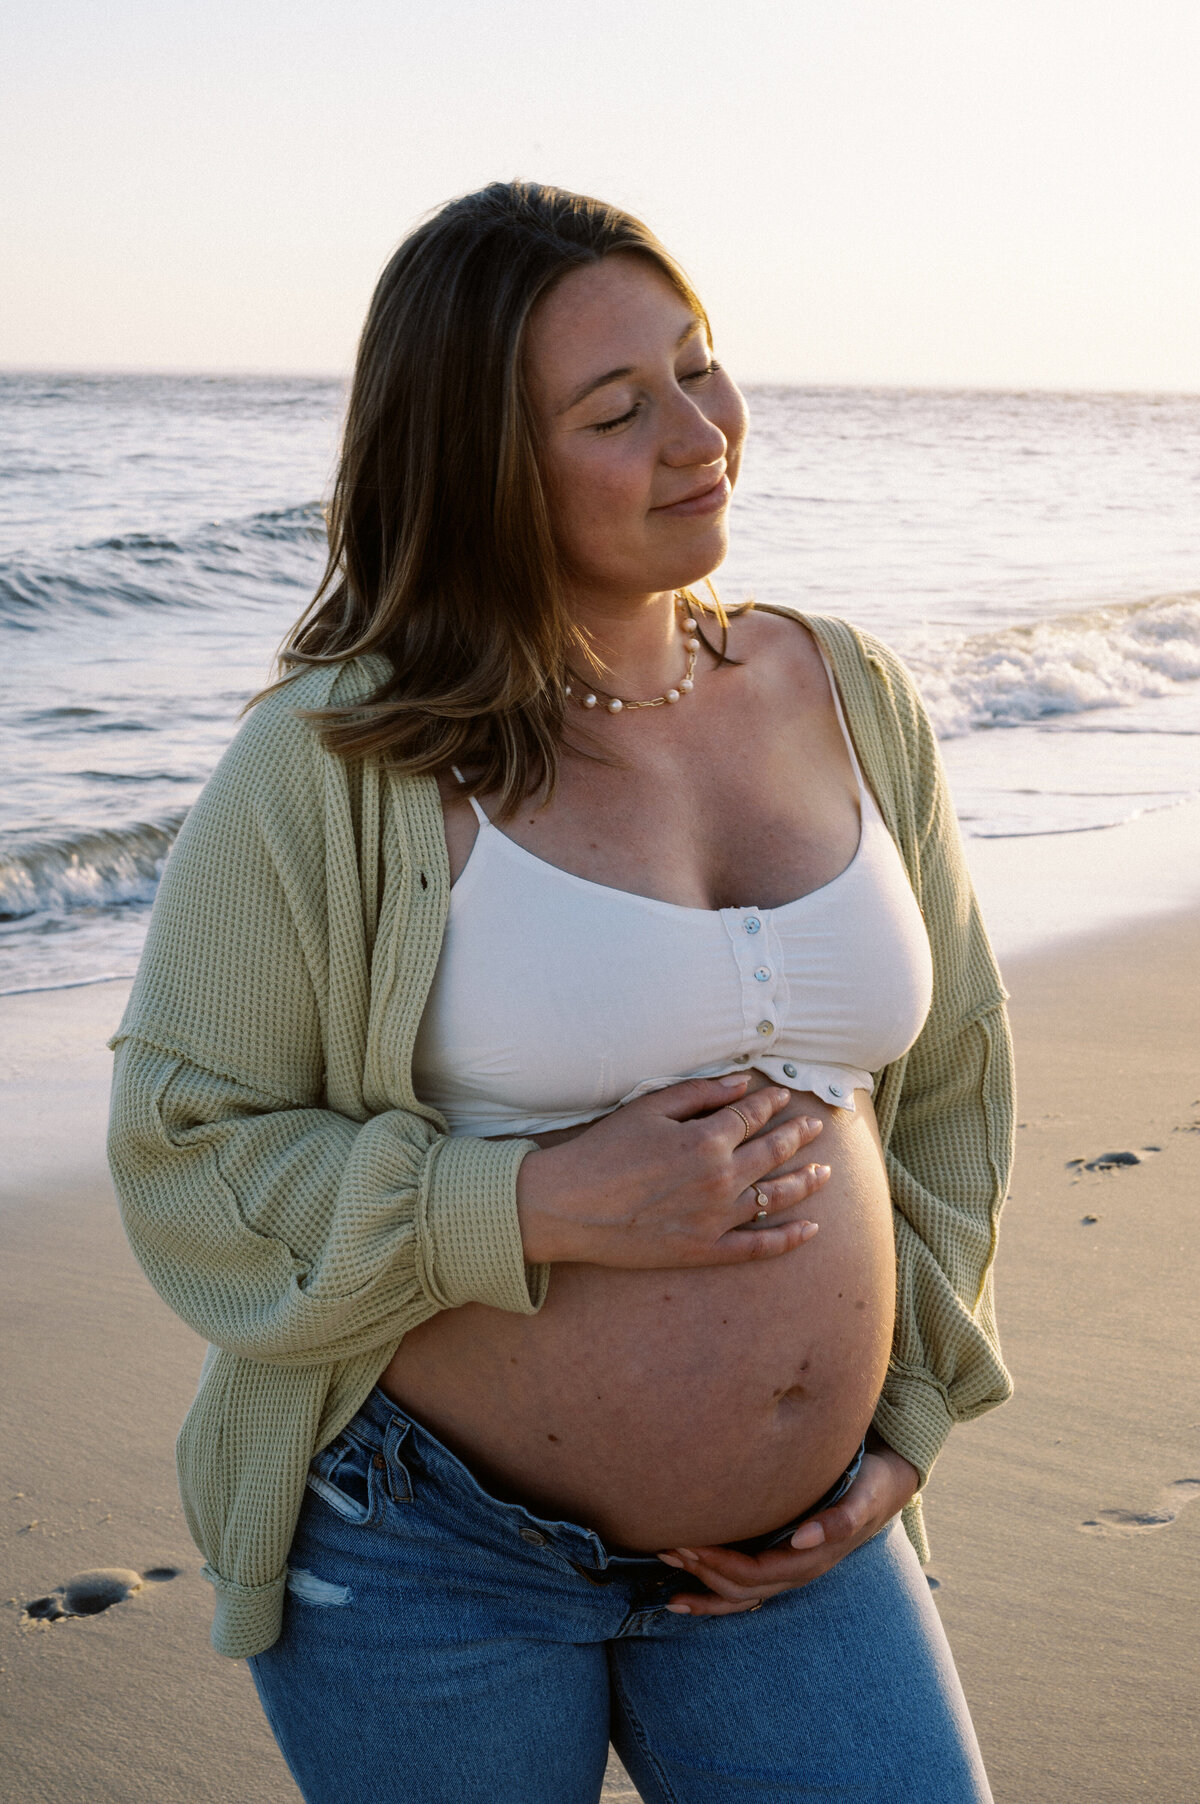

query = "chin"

[649,525,732,595]
[669,543,731,595]
[575,525,732,601]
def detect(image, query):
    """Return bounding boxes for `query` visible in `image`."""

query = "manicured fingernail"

[665,1602,693,1614]
[657,1554,685,1568]
[791,1522,825,1549]
[813,1165,831,1180]
[718,1074,749,1087]
[675,1548,699,1562]
[799,1221,819,1239]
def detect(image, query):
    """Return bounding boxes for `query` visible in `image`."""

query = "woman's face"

[523,252,748,605]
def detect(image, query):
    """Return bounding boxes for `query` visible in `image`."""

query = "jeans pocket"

[305,1431,380,1525]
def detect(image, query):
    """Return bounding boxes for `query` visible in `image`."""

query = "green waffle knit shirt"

[106,609,1015,1659]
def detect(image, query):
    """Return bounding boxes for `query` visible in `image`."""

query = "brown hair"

[255,180,739,818]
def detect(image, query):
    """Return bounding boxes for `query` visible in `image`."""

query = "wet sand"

[2,906,1198,1802]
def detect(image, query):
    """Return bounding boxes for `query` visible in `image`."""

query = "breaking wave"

[911,591,1200,738]
[0,815,187,922]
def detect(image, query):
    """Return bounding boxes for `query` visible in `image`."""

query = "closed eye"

[592,402,642,434]
[592,362,721,435]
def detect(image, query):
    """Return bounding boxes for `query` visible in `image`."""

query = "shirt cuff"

[415,1133,550,1316]
[872,1366,956,1491]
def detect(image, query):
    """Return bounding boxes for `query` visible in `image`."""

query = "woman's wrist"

[515,1145,585,1265]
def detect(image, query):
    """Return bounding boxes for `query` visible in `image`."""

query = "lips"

[652,472,731,515]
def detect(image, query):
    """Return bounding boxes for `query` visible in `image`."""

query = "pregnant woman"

[107,182,1014,1802]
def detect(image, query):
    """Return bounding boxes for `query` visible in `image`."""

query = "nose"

[661,387,728,470]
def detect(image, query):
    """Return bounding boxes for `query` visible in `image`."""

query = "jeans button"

[519,1528,548,1546]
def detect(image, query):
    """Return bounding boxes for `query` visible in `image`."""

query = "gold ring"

[726,1105,752,1145]
[745,1599,764,1612]
[753,1185,769,1221]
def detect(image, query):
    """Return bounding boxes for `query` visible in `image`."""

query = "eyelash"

[592,361,721,434]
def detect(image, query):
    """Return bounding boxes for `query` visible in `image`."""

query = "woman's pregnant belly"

[379,1081,896,1550]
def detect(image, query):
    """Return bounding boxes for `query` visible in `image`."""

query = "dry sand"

[2,909,1197,1803]
[925,908,1200,1802]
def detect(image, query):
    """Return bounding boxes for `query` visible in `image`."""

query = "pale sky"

[4,0,1199,388]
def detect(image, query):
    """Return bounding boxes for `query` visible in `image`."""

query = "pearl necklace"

[564,595,702,714]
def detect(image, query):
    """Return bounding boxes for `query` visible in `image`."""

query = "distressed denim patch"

[285,1566,351,1607]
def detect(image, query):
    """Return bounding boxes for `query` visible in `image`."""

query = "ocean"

[2,372,1199,996]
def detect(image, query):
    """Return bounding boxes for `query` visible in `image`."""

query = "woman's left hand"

[656,1439,920,1616]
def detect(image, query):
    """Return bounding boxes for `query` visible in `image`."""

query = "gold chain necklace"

[564,594,702,714]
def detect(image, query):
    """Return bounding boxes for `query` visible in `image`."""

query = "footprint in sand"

[22,1565,179,1622]
[1065,1147,1160,1174]
[1081,1479,1200,1537]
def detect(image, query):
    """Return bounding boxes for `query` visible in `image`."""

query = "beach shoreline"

[963,794,1200,964]
[3,843,1198,1801]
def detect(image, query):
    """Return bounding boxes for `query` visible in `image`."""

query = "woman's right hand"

[514,1073,829,1268]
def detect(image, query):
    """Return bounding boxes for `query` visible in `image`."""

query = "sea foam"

[910,592,1200,738]
[0,816,185,922]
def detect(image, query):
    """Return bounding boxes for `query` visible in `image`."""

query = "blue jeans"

[250,1386,992,1803]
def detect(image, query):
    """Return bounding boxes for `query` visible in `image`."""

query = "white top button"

[753,966,771,982]
[829,1084,843,1097]
[757,1020,774,1036]
[783,1063,798,1079]
[744,918,761,934]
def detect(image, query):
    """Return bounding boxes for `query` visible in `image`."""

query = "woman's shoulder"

[735,604,929,733]
[212,653,392,785]
[729,598,892,660]
[721,601,832,706]
[242,651,391,735]
[161,655,397,889]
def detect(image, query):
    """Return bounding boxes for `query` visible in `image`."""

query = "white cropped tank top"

[412,652,933,1137]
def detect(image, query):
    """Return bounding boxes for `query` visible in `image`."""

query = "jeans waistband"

[344,1384,865,1569]
[344,1386,628,1568]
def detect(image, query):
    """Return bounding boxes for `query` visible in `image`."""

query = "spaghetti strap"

[450,767,491,828]
[815,645,873,809]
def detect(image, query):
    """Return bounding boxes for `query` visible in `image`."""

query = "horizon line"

[4,364,1200,403]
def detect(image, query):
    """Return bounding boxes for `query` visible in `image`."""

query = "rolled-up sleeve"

[867,637,1016,1495]
[107,1040,545,1367]
[875,1000,1015,1487]
[105,669,548,1372]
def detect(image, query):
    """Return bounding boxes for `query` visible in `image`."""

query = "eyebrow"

[559,316,705,414]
